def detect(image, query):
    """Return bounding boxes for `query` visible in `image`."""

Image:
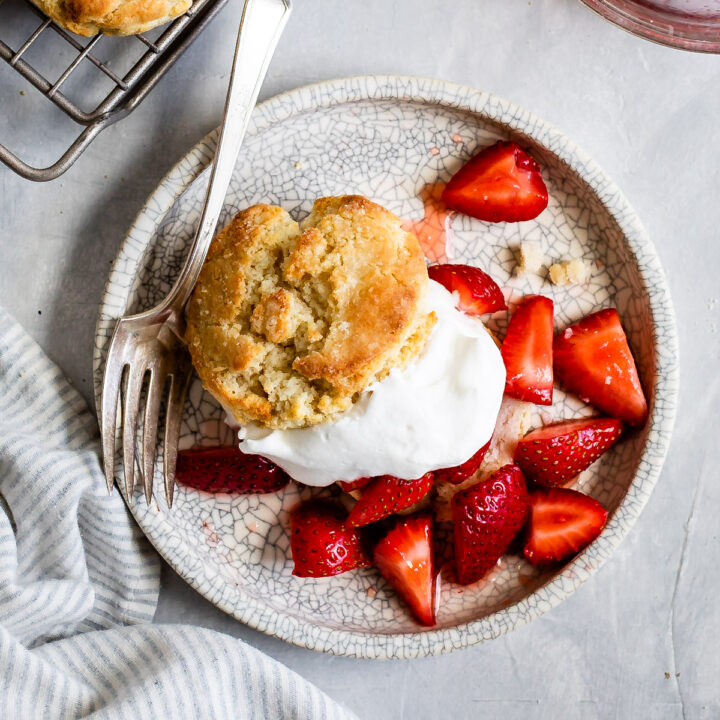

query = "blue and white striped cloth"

[0,308,355,720]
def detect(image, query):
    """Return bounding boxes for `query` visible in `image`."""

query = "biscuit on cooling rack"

[186,196,435,430]
[31,0,191,37]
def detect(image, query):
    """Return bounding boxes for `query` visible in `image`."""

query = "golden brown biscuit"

[186,196,435,430]
[31,0,191,37]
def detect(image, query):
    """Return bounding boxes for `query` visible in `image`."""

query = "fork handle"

[160,0,292,325]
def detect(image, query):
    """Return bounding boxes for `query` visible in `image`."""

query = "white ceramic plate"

[94,76,678,659]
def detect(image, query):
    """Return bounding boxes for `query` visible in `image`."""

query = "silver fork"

[100,0,292,506]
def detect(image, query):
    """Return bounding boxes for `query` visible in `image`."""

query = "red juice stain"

[401,182,454,264]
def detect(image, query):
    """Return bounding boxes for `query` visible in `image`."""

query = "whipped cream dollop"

[236,280,506,486]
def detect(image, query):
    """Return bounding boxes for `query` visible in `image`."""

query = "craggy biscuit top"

[185,196,435,429]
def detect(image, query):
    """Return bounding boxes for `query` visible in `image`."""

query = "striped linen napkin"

[0,308,355,720]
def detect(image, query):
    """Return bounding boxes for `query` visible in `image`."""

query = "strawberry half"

[442,141,549,223]
[373,513,437,626]
[514,417,623,487]
[347,473,434,528]
[501,295,554,405]
[428,264,507,316]
[451,464,529,585]
[554,308,647,426]
[290,501,370,577]
[433,440,491,485]
[176,447,291,494]
[338,477,373,493]
[524,488,608,566]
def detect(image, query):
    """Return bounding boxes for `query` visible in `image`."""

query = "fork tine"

[163,359,192,508]
[141,365,165,505]
[100,349,125,494]
[122,363,145,497]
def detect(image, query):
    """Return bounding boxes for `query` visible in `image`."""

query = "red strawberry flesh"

[514,417,624,487]
[554,308,647,426]
[338,476,373,493]
[433,440,491,485]
[347,473,434,528]
[373,513,437,626]
[501,295,554,405]
[524,488,608,566]
[442,141,549,223]
[290,501,370,577]
[428,263,507,316]
[452,464,529,585]
[176,447,291,494]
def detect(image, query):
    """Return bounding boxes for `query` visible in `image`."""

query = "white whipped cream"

[235,280,506,486]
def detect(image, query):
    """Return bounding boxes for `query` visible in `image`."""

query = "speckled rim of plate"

[94,75,679,658]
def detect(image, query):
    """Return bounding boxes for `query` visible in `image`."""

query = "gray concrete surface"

[1,1,719,717]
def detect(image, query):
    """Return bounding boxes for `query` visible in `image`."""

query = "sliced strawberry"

[442,141,548,223]
[428,264,507,316]
[290,501,370,577]
[373,513,437,626]
[501,295,554,405]
[176,447,291,494]
[524,488,608,566]
[554,308,647,426]
[515,417,623,487]
[347,473,434,528]
[451,464,529,585]
[433,440,491,485]
[338,477,373,493]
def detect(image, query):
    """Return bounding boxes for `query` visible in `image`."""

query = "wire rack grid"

[0,0,227,181]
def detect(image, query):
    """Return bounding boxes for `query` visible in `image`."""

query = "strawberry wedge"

[554,308,647,426]
[442,141,548,223]
[452,465,529,585]
[501,295,554,405]
[176,447,291,494]
[523,488,608,566]
[290,502,370,577]
[347,473,434,528]
[374,513,437,626]
[514,417,623,487]
[428,263,506,316]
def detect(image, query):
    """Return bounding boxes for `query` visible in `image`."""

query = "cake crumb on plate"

[514,241,544,276]
[548,258,589,286]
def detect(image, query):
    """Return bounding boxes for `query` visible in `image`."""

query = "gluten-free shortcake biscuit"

[186,196,435,430]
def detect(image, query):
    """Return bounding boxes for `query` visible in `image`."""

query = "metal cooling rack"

[0,0,227,181]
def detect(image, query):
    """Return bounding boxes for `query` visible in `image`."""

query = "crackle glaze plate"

[94,76,678,659]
